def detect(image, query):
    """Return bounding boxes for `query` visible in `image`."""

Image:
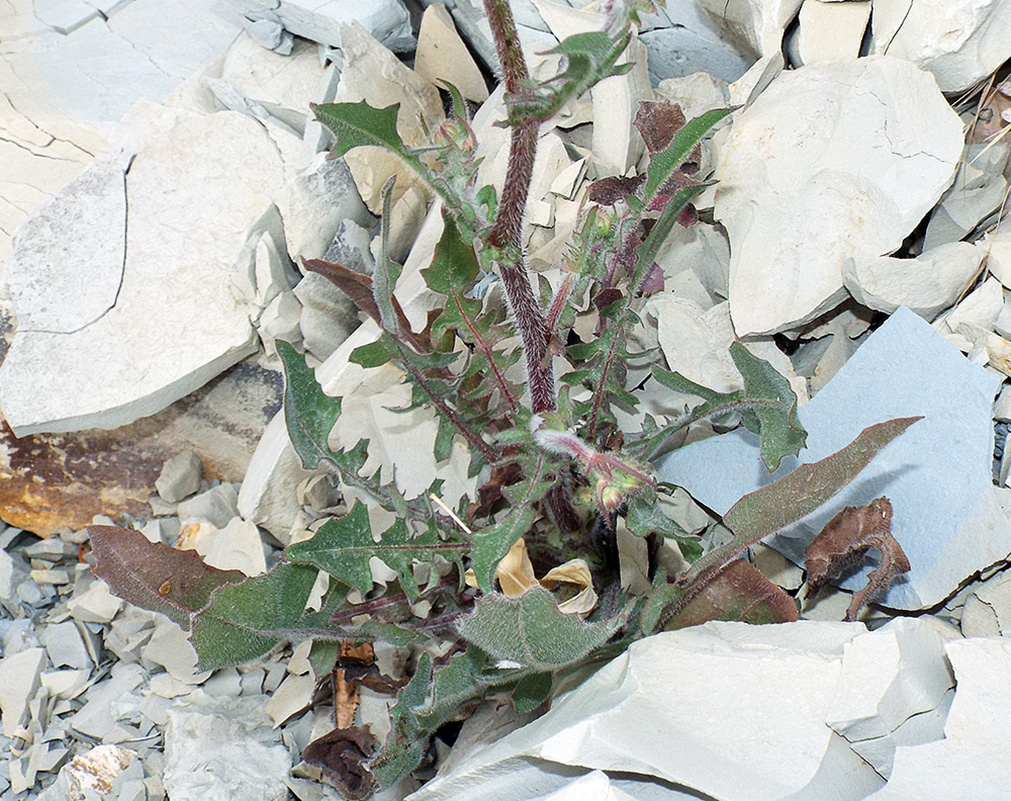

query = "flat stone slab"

[655,307,1009,610]
[0,110,284,435]
[717,56,963,336]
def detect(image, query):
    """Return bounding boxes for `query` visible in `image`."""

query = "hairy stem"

[482,0,555,416]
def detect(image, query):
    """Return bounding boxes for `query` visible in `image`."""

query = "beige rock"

[870,0,1011,93]
[415,3,489,103]
[335,22,443,213]
[943,275,1004,334]
[842,242,984,320]
[0,648,45,737]
[795,0,871,64]
[698,0,804,57]
[718,57,964,336]
[592,36,652,178]
[0,111,280,435]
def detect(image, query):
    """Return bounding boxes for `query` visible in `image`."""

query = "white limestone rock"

[164,693,291,801]
[656,307,1009,610]
[276,151,372,262]
[0,647,45,738]
[33,0,99,34]
[155,451,203,504]
[0,111,282,435]
[39,621,92,671]
[941,274,1004,335]
[982,228,1011,289]
[219,33,327,119]
[825,617,956,778]
[410,621,885,801]
[415,3,489,103]
[794,0,870,65]
[641,22,752,85]
[697,0,804,58]
[869,0,1011,94]
[233,0,414,53]
[238,411,315,544]
[3,151,129,333]
[842,242,984,320]
[717,56,964,336]
[924,142,1009,251]
[866,638,1011,799]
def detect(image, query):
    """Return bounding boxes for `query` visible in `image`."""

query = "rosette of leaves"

[88,1,920,797]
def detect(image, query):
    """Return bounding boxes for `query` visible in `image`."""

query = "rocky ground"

[2,0,1011,799]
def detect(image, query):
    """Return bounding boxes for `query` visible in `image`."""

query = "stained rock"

[842,242,984,320]
[163,692,291,801]
[869,0,1011,94]
[415,3,489,103]
[717,56,964,336]
[0,360,281,537]
[0,111,285,435]
[294,271,361,363]
[657,307,1008,610]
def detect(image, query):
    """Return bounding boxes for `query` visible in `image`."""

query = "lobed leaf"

[89,526,244,630]
[456,587,618,671]
[647,343,807,470]
[313,101,410,161]
[190,561,321,670]
[285,502,469,602]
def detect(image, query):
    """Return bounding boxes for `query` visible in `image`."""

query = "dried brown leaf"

[804,497,910,621]
[302,725,377,800]
[634,99,687,155]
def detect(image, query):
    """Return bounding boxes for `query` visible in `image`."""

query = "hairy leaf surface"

[285,502,468,601]
[89,526,244,630]
[457,587,618,671]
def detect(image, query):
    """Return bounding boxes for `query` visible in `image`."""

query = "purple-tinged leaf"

[677,416,922,590]
[89,525,244,630]
[588,175,645,206]
[666,559,798,629]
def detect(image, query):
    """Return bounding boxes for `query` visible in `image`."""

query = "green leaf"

[512,672,552,714]
[469,506,537,595]
[644,107,734,199]
[631,181,709,292]
[190,561,320,670]
[277,340,344,472]
[625,494,702,562]
[374,177,403,333]
[313,101,410,161]
[372,652,433,789]
[648,343,807,470]
[678,416,922,589]
[285,502,469,602]
[506,30,633,126]
[89,526,244,630]
[457,587,619,671]
[350,336,399,368]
